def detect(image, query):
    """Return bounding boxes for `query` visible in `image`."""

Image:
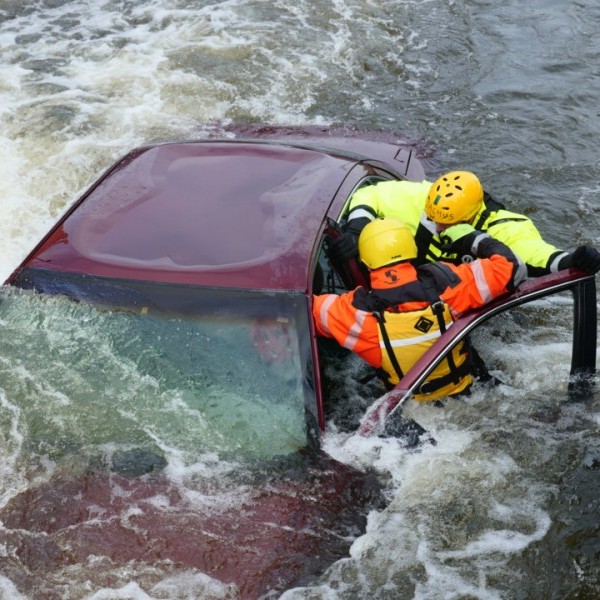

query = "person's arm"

[330,180,431,263]
[312,293,381,367]
[438,224,527,315]
[484,211,563,276]
[486,209,600,275]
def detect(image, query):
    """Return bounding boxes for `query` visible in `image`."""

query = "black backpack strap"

[418,357,472,394]
[417,263,459,333]
[472,192,505,230]
[414,221,437,265]
[417,264,463,382]
[373,310,405,383]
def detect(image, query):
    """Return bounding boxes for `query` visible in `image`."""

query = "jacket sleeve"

[346,180,431,234]
[471,232,528,290]
[439,248,524,318]
[312,293,382,367]
[485,209,567,276]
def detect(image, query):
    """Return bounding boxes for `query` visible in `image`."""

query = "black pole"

[569,277,597,397]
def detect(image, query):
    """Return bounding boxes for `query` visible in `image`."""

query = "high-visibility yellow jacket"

[347,180,568,276]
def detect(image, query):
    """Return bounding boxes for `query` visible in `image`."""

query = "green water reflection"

[0,287,308,469]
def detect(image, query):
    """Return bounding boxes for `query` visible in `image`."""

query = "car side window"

[312,175,396,295]
[336,175,391,226]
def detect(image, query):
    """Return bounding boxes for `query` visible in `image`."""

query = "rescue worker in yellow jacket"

[330,171,600,277]
[313,218,527,401]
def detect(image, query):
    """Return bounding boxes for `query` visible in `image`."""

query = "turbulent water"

[1,0,600,598]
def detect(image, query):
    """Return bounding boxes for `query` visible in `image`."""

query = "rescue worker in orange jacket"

[313,218,527,401]
[330,171,600,277]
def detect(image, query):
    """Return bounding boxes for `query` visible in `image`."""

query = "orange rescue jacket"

[313,247,521,401]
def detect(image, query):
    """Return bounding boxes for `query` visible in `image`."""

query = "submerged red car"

[7,132,595,436]
[7,132,427,440]
[2,130,596,598]
[1,131,429,598]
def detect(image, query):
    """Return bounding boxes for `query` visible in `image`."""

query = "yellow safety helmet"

[358,218,417,270]
[425,171,484,225]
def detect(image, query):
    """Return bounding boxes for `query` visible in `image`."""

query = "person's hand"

[559,245,600,273]
[440,223,482,261]
[328,232,358,263]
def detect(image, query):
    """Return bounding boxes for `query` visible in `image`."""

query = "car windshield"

[0,279,313,468]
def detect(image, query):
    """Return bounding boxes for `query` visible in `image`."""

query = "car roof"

[9,138,422,292]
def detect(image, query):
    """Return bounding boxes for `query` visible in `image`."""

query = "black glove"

[440,223,483,262]
[559,245,600,273]
[328,231,358,263]
[327,217,370,264]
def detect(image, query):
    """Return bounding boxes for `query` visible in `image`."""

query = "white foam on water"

[438,501,552,560]
[298,319,583,599]
[1,0,599,598]
[81,571,236,600]
[409,502,552,600]
[0,575,30,600]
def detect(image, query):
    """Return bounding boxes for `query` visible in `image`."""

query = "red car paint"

[3,131,428,598]
[0,453,384,599]
[7,137,425,291]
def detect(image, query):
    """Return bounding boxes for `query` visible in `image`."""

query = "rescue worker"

[330,171,600,277]
[313,218,527,401]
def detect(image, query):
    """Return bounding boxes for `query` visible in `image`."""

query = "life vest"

[374,302,472,401]
[356,262,474,401]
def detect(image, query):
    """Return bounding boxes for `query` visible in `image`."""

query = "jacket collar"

[369,262,416,290]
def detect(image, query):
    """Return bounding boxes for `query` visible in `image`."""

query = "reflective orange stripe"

[316,294,336,336]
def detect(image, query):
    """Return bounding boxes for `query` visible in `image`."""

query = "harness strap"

[472,193,505,230]
[418,266,463,384]
[472,207,492,231]
[414,222,436,265]
[418,357,472,394]
[429,300,447,333]
[373,310,405,383]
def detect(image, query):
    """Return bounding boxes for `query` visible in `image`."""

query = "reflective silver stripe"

[318,295,337,336]
[348,208,375,221]
[514,258,528,286]
[549,251,569,273]
[380,329,440,349]
[470,233,490,254]
[471,260,493,303]
[378,320,453,348]
[344,309,369,351]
